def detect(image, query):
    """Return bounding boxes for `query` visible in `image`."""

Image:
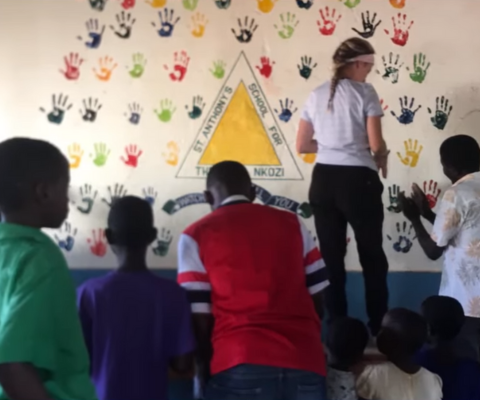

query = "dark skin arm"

[0,363,52,400]
[311,291,325,321]
[398,191,445,261]
[170,352,194,376]
[192,313,214,397]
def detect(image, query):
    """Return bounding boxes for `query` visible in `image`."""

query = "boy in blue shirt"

[418,295,480,400]
[77,196,195,400]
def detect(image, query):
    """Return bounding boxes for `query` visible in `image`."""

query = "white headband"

[347,54,375,64]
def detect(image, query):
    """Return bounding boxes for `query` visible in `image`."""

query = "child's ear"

[105,228,115,245]
[204,190,214,206]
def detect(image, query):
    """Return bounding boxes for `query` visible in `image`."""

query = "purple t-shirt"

[77,271,195,400]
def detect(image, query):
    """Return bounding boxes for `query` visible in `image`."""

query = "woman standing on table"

[296,37,390,337]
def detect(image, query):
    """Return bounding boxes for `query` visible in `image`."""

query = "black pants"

[309,163,389,335]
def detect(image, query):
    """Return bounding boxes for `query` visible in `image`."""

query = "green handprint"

[129,53,146,78]
[154,99,176,123]
[407,53,430,84]
[77,184,98,215]
[91,143,110,167]
[274,12,299,39]
[152,228,173,257]
[210,60,226,79]
[182,0,198,11]
[428,96,453,131]
[342,0,361,9]
[387,184,402,213]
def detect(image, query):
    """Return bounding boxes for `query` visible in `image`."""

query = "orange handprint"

[163,141,179,166]
[257,0,277,13]
[93,56,117,81]
[389,0,406,9]
[299,153,316,164]
[68,143,84,169]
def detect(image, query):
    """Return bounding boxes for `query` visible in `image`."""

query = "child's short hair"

[378,308,427,356]
[327,317,369,365]
[107,196,156,248]
[421,295,465,341]
[0,138,68,213]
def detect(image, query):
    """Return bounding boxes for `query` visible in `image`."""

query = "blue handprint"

[296,0,314,9]
[390,96,421,125]
[126,102,142,125]
[39,94,73,125]
[143,187,158,207]
[387,221,416,254]
[215,0,231,9]
[152,8,180,38]
[55,222,78,252]
[274,98,298,123]
[77,19,105,49]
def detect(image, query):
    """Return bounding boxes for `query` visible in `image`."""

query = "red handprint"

[424,180,441,209]
[88,229,107,257]
[164,51,190,82]
[256,57,275,78]
[60,53,84,81]
[380,99,389,111]
[120,0,135,9]
[121,144,142,168]
[317,6,342,36]
[384,13,414,47]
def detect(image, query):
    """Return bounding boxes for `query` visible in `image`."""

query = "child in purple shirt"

[77,196,195,400]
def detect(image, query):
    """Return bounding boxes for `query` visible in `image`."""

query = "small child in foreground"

[77,196,195,400]
[356,308,442,400]
[0,138,96,400]
[326,317,369,400]
[418,295,480,400]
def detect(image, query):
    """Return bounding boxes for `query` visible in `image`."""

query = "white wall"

[1,0,479,271]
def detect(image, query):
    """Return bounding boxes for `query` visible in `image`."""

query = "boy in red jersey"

[177,161,329,400]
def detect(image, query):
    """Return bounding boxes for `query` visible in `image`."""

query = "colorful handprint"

[317,7,342,36]
[121,145,142,168]
[68,143,84,169]
[163,141,180,166]
[60,53,84,80]
[152,8,179,37]
[428,96,453,131]
[93,56,117,81]
[397,139,423,168]
[164,51,190,82]
[88,229,108,257]
[385,13,414,46]
[40,94,72,125]
[190,12,208,38]
[274,12,299,39]
[256,57,275,78]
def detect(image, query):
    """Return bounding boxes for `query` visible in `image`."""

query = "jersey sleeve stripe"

[178,271,210,285]
[191,303,212,314]
[308,281,329,295]
[306,267,329,290]
[177,233,207,274]
[180,281,212,291]
[186,290,211,304]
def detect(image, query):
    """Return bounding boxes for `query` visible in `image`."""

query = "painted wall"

[3,0,480,274]
[2,0,475,397]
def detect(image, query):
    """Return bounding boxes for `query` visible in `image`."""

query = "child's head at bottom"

[106,196,157,261]
[326,317,369,369]
[421,295,465,343]
[377,308,427,360]
[0,138,69,229]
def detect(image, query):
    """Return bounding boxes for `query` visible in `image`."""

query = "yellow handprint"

[68,143,84,169]
[93,56,117,82]
[145,0,167,7]
[191,12,208,38]
[163,141,179,166]
[257,0,278,13]
[397,139,423,168]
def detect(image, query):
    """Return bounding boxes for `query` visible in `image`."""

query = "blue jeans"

[206,364,327,400]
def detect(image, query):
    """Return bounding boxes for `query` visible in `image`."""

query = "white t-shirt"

[431,172,480,317]
[356,362,442,400]
[301,79,384,171]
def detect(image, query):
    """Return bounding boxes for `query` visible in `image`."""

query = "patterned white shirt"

[431,172,480,317]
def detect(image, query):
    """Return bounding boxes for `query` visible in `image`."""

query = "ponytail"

[327,68,341,112]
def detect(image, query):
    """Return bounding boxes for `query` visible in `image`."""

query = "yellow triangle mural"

[199,82,281,166]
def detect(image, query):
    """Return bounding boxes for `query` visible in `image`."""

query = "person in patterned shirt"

[399,135,480,362]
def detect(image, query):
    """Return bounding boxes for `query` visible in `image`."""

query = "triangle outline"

[176,51,303,181]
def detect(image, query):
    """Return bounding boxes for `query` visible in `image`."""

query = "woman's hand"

[374,151,389,179]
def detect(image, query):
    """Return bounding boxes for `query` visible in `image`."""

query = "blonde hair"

[328,37,375,111]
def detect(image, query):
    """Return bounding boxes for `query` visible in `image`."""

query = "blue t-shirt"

[417,347,480,400]
[77,271,195,400]
[301,79,384,171]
